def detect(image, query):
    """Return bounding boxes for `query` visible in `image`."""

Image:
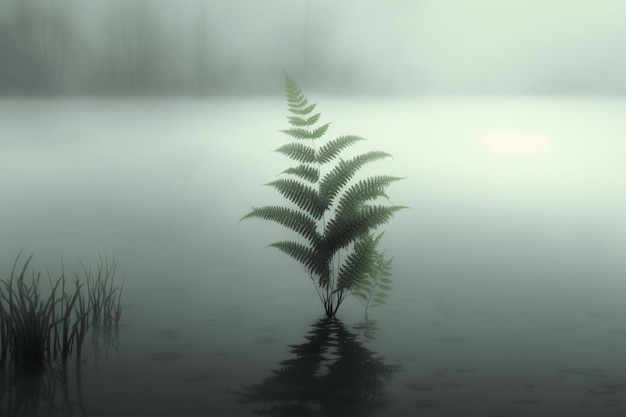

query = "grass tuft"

[0,251,126,371]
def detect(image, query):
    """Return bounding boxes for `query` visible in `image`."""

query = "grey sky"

[1,0,625,95]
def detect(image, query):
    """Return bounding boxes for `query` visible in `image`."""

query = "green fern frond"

[352,276,374,291]
[317,135,365,164]
[284,73,316,116]
[308,123,330,139]
[357,205,407,231]
[324,205,404,255]
[336,233,382,291]
[280,123,330,141]
[288,94,308,108]
[265,179,323,219]
[335,176,406,216]
[241,206,321,245]
[287,113,321,127]
[352,291,368,302]
[279,165,319,183]
[288,86,303,100]
[274,142,316,164]
[284,75,306,105]
[351,245,394,314]
[279,128,312,140]
[319,151,392,209]
[289,103,316,116]
[306,112,321,125]
[269,241,326,277]
[322,216,377,258]
[376,257,393,278]
[271,239,331,288]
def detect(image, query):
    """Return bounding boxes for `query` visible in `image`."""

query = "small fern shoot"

[241,72,406,319]
[351,244,394,319]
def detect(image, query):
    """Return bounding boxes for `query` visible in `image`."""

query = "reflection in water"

[231,318,400,417]
[352,319,379,342]
[0,327,119,417]
[0,360,86,417]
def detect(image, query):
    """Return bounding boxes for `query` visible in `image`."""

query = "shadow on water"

[230,318,400,417]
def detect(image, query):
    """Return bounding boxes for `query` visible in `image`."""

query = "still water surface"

[1,96,626,416]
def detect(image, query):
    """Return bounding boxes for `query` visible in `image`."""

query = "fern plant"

[351,247,393,319]
[241,72,406,319]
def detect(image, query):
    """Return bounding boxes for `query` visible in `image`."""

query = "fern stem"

[310,273,325,307]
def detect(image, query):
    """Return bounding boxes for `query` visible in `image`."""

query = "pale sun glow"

[482,133,551,156]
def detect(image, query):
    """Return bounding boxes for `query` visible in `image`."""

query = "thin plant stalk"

[0,251,126,372]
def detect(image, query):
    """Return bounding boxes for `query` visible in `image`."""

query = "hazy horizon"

[1,0,625,96]
[2,95,626,415]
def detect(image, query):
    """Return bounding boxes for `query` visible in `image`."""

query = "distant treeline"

[0,0,220,95]
[0,0,364,96]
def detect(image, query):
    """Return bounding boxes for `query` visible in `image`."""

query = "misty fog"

[1,0,625,95]
[3,1,626,416]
